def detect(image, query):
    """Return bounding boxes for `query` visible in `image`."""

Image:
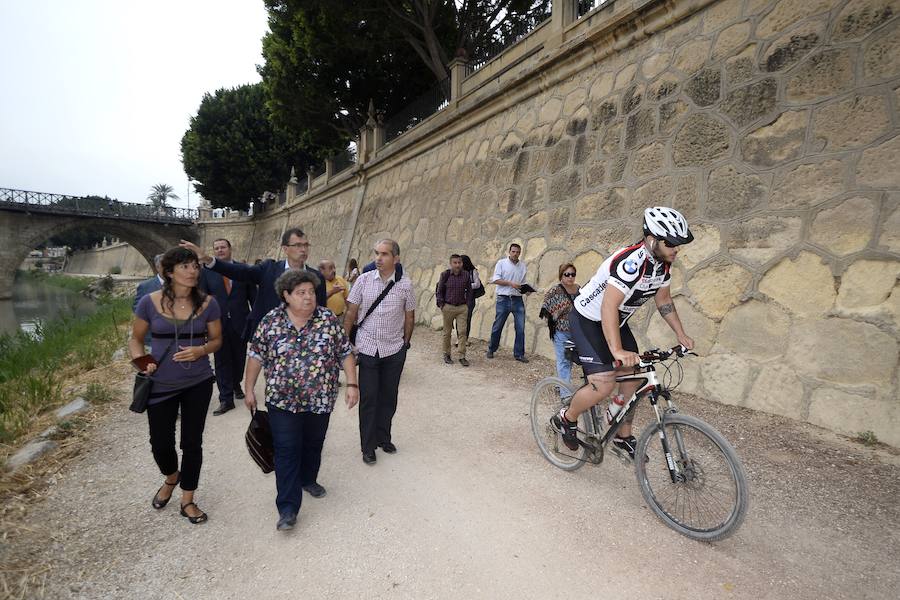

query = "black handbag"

[246,409,275,474]
[129,334,179,414]
[350,276,397,344]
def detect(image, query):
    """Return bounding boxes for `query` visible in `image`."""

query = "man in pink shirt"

[344,239,416,465]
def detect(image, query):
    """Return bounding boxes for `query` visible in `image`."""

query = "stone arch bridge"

[0,188,198,299]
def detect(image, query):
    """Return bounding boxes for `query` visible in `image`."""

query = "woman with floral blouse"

[243,270,359,531]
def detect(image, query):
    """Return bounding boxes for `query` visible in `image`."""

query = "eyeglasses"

[562,272,576,277]
[661,240,678,248]
[285,242,310,249]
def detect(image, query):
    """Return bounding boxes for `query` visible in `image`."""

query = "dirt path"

[8,331,900,600]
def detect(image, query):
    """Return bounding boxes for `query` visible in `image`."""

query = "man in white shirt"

[486,243,531,363]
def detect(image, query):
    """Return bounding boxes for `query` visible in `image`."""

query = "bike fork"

[650,393,683,483]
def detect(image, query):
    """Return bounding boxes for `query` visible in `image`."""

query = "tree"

[260,0,436,154]
[181,83,313,211]
[147,184,179,212]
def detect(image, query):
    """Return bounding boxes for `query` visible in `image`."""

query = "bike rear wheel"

[530,377,589,471]
[635,413,749,541]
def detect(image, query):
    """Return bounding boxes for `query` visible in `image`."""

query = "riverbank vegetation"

[0,297,131,444]
[16,269,94,294]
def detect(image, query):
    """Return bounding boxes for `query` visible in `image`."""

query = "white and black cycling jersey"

[574,242,671,325]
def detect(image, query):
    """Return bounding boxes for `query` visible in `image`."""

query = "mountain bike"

[530,342,749,542]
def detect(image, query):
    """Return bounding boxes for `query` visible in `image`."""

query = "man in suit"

[201,239,257,416]
[133,254,164,347]
[180,227,327,342]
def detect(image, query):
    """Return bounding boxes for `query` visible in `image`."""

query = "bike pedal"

[609,445,633,465]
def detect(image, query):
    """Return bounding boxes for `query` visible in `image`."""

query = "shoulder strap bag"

[350,276,397,344]
[129,317,187,413]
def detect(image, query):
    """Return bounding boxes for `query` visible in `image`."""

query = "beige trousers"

[442,304,468,358]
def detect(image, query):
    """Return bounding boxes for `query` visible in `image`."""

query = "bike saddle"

[563,340,582,365]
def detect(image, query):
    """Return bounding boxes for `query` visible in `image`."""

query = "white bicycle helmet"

[643,206,694,246]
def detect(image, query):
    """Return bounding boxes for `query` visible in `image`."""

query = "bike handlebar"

[611,345,696,369]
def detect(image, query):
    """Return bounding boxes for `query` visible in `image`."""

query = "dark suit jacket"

[133,276,162,311]
[208,258,326,336]
[200,263,257,340]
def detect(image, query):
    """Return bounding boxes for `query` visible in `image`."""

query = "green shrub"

[109,265,122,275]
[83,382,115,404]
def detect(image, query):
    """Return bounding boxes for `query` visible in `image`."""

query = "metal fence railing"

[0,187,197,223]
[466,12,551,76]
[383,78,451,143]
[332,150,356,174]
[578,0,614,18]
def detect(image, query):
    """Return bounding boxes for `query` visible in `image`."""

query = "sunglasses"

[562,272,576,277]
[660,240,678,248]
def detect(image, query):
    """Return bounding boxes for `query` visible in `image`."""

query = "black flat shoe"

[379,442,397,454]
[362,451,377,465]
[213,402,235,416]
[151,474,180,509]
[234,388,245,400]
[180,502,208,524]
[303,483,327,498]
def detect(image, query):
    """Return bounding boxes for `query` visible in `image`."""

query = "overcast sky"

[0,1,269,209]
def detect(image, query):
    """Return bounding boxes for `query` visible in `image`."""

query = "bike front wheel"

[530,377,589,471]
[635,413,749,542]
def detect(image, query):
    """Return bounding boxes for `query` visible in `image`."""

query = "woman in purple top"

[129,247,222,524]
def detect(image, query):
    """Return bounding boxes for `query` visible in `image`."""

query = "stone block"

[563,88,587,117]
[837,259,900,309]
[761,20,824,72]
[590,72,615,100]
[586,160,606,188]
[524,236,547,262]
[566,109,589,137]
[673,175,700,218]
[833,0,899,42]
[678,223,721,269]
[809,388,900,447]
[649,77,680,101]
[727,216,802,266]
[522,210,547,233]
[539,97,562,124]
[864,22,900,81]
[502,213,524,238]
[574,188,627,222]
[684,67,722,107]
[785,48,855,102]
[726,45,758,86]
[549,170,581,204]
[878,204,900,251]
[703,0,744,33]
[609,154,628,183]
[713,20,751,59]
[856,134,900,189]
[788,318,898,385]
[548,207,571,245]
[614,64,637,90]
[6,440,58,472]
[646,297,719,355]
[813,196,877,256]
[641,51,672,80]
[624,108,656,149]
[701,353,753,406]
[741,110,807,167]
[721,78,777,128]
[54,396,89,419]
[759,251,836,316]
[547,139,572,174]
[746,364,805,419]
[538,250,571,288]
[673,38,711,74]
[658,100,688,135]
[756,0,832,39]
[590,100,618,131]
[631,142,666,179]
[770,159,845,208]
[573,135,593,165]
[621,84,644,115]
[573,250,603,280]
[707,165,767,219]
[714,300,791,360]
[600,121,622,154]
[688,261,753,319]
[673,114,731,167]
[813,94,891,151]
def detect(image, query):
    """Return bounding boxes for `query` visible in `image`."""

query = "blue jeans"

[267,406,331,518]
[553,330,573,398]
[488,295,525,358]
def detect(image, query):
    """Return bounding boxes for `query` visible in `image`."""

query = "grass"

[16,269,93,293]
[0,297,132,444]
[854,430,879,447]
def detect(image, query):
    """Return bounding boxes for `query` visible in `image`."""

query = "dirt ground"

[2,329,899,600]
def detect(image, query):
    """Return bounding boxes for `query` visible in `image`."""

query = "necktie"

[223,276,232,295]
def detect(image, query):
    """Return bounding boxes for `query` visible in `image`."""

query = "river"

[0,277,98,337]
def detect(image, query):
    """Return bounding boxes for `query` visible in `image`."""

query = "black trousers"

[357,348,407,453]
[146,377,214,491]
[268,406,331,517]
[213,324,247,404]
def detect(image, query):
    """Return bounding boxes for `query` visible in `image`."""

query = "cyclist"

[552,207,695,460]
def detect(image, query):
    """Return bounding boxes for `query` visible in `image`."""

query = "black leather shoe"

[302,483,327,498]
[459,358,470,367]
[362,451,377,465]
[443,354,453,364]
[234,388,245,400]
[515,356,530,363]
[213,402,235,416]
[379,442,397,454]
[486,351,495,359]
[276,512,297,531]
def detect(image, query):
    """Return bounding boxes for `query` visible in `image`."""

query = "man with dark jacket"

[180,228,327,340]
[200,238,257,415]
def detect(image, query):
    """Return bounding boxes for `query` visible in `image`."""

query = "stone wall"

[66,242,153,276]
[197,0,900,446]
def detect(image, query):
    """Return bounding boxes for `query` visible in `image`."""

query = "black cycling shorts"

[568,310,639,375]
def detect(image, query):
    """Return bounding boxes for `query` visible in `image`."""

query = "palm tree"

[147,183,180,214]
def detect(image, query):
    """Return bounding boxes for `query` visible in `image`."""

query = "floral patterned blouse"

[248,305,353,414]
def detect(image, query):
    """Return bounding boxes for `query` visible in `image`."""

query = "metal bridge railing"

[0,188,198,224]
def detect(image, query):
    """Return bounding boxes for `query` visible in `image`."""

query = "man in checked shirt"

[344,239,416,466]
